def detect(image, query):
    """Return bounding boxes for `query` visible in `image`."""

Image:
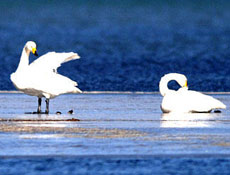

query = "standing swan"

[159,73,226,113]
[11,41,82,114]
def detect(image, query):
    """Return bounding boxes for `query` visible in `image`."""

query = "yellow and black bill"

[32,48,38,56]
[183,80,188,88]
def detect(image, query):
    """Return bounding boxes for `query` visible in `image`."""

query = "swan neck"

[159,75,176,96]
[16,46,30,72]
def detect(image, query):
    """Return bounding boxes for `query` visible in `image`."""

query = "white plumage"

[11,41,82,114]
[159,73,226,113]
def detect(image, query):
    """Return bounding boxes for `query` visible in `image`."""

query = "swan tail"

[210,97,226,109]
[67,79,82,93]
[215,101,226,109]
[73,87,82,93]
[70,79,82,93]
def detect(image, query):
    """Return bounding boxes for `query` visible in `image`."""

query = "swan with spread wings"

[11,41,82,114]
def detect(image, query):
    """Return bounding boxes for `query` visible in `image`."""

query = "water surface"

[1,1,230,91]
[0,93,230,174]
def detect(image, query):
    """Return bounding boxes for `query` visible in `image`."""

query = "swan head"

[159,73,188,96]
[175,73,188,89]
[25,41,38,56]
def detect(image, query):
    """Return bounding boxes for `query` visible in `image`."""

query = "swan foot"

[37,98,42,114]
[45,99,49,114]
[214,110,221,113]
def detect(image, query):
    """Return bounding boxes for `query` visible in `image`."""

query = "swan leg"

[37,98,42,114]
[45,99,49,114]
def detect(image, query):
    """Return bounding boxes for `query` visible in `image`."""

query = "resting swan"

[10,41,82,114]
[159,73,226,113]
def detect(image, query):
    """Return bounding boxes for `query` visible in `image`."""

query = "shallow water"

[0,93,230,174]
[1,1,230,91]
[1,156,230,175]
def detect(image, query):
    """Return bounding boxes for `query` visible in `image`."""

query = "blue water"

[1,1,230,173]
[1,156,230,175]
[1,93,230,174]
[1,0,230,91]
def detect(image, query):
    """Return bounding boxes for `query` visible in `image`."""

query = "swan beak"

[183,81,188,88]
[32,48,38,56]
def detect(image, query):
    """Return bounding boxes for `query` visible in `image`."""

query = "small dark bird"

[68,110,74,114]
[56,111,62,115]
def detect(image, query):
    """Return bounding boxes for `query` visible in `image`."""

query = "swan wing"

[29,52,80,72]
[34,73,82,97]
[183,90,226,112]
[13,52,81,97]
[161,89,226,113]
[15,71,82,98]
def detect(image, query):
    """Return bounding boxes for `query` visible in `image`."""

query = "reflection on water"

[22,123,69,128]
[160,112,223,128]
[19,134,63,139]
[0,113,77,121]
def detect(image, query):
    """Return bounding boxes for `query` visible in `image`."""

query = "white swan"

[159,73,226,113]
[11,41,82,114]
